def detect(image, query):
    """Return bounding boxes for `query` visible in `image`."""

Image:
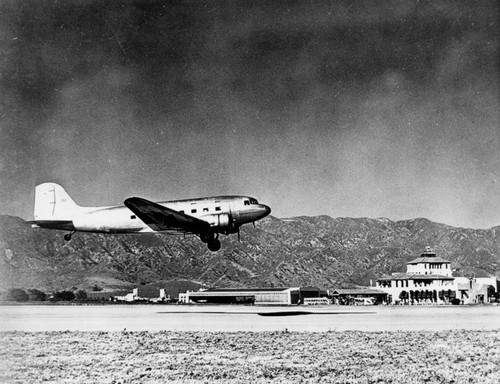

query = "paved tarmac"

[1,304,499,332]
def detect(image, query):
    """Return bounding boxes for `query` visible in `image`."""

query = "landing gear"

[200,232,221,252]
[200,233,212,244]
[64,231,76,241]
[207,238,221,252]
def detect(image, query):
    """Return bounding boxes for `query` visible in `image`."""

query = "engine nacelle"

[202,213,232,230]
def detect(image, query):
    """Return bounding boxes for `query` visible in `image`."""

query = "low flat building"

[180,286,325,305]
[455,276,498,304]
[114,287,170,303]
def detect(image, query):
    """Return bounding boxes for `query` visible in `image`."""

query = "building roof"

[331,288,387,296]
[201,287,294,293]
[377,273,454,281]
[406,247,451,264]
[407,256,451,264]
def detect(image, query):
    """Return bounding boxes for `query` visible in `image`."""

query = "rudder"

[34,183,82,220]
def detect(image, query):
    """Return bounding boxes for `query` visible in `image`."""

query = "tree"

[75,290,88,301]
[53,290,75,301]
[5,288,29,302]
[27,289,46,301]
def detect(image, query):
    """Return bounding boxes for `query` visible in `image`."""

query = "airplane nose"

[261,204,271,218]
[237,203,271,224]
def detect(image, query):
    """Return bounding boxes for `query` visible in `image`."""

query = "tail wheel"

[64,231,76,241]
[207,238,221,252]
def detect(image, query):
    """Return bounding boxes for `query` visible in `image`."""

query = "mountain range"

[1,215,499,295]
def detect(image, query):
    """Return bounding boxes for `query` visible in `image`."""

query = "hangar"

[179,286,325,305]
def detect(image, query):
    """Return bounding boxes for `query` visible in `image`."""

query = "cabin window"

[191,209,197,214]
[215,206,221,212]
[130,215,136,219]
[203,208,209,212]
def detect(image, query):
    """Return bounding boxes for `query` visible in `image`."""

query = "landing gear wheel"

[64,231,76,241]
[207,238,221,252]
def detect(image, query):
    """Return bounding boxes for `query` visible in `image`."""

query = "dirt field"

[1,330,499,383]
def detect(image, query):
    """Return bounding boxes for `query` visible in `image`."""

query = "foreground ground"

[1,330,499,383]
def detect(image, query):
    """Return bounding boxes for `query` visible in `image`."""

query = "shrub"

[27,289,47,301]
[75,290,88,301]
[53,290,75,301]
[5,288,29,302]
[451,298,461,305]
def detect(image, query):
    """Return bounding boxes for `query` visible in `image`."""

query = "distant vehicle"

[303,297,331,305]
[30,182,271,252]
[354,297,375,306]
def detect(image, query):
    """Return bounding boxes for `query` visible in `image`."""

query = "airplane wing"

[124,197,211,234]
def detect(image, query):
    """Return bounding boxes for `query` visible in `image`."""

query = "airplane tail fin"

[34,183,83,220]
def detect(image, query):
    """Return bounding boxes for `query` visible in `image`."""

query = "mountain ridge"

[1,215,499,293]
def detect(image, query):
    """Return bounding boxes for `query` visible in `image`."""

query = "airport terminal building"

[372,247,499,304]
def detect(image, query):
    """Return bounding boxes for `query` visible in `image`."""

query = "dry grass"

[1,330,499,383]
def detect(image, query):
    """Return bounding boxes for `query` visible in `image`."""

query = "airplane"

[30,182,271,252]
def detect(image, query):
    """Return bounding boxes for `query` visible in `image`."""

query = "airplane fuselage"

[67,196,269,234]
[31,183,271,251]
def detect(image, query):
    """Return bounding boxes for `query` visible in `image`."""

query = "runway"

[1,304,499,332]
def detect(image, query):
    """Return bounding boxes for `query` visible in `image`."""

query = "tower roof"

[406,246,451,264]
[407,256,451,264]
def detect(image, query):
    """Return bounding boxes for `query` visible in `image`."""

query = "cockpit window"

[250,198,258,204]
[244,200,250,206]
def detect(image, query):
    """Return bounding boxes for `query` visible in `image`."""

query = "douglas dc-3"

[30,183,271,252]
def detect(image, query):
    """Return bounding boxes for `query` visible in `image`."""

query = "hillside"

[1,215,499,293]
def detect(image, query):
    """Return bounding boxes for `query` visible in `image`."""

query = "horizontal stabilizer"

[29,220,76,231]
